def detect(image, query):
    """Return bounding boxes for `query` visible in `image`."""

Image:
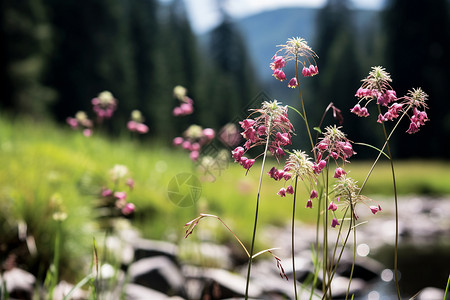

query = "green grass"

[1,115,450,280]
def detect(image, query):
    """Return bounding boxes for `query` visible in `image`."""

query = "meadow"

[1,115,449,284]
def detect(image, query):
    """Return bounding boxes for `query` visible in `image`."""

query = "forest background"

[1,0,449,158]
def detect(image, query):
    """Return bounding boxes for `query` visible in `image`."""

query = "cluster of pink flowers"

[173,85,194,116]
[127,110,149,134]
[270,37,319,88]
[66,111,93,137]
[313,125,355,176]
[231,100,293,171]
[267,149,319,211]
[173,125,215,161]
[100,165,136,216]
[332,175,382,226]
[92,91,117,122]
[351,67,429,134]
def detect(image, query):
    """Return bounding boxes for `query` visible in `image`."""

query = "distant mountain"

[233,7,380,82]
[196,6,380,104]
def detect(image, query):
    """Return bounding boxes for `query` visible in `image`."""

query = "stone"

[416,287,445,300]
[128,256,185,297]
[199,268,263,299]
[1,268,35,300]
[132,238,178,264]
[52,280,88,300]
[125,283,171,300]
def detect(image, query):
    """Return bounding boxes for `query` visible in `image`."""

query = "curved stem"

[244,122,272,299]
[358,106,410,194]
[292,177,299,300]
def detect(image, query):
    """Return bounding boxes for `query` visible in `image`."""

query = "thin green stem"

[295,57,316,159]
[244,122,272,300]
[323,160,330,297]
[345,201,356,300]
[322,206,351,299]
[358,105,411,194]
[377,105,401,300]
[292,177,299,300]
[444,274,450,300]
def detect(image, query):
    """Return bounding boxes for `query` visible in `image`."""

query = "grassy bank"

[1,116,449,280]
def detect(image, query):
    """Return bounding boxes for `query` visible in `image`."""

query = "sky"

[183,0,386,33]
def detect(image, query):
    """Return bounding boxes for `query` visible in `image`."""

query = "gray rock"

[200,268,263,299]
[1,268,35,300]
[132,238,178,263]
[52,280,88,300]
[125,283,171,300]
[416,287,446,300]
[128,256,185,297]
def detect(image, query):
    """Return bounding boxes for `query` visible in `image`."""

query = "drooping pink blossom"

[350,104,370,117]
[286,185,294,194]
[288,77,298,88]
[232,146,245,162]
[270,55,286,70]
[277,188,287,197]
[333,167,346,178]
[310,189,318,199]
[306,199,313,208]
[370,205,381,214]
[331,217,340,228]
[273,69,286,81]
[328,201,338,211]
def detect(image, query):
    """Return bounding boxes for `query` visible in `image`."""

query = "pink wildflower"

[101,188,113,197]
[239,119,256,130]
[190,150,199,161]
[135,123,149,134]
[122,203,135,215]
[180,103,193,115]
[288,77,298,88]
[232,146,245,162]
[286,185,294,194]
[203,128,215,140]
[114,191,127,200]
[313,160,327,174]
[173,107,183,116]
[277,188,287,197]
[302,66,311,77]
[182,141,192,150]
[310,189,318,199]
[83,129,92,137]
[406,122,419,134]
[333,167,346,178]
[350,104,370,117]
[377,113,388,123]
[370,205,381,214]
[328,201,338,211]
[173,137,184,146]
[66,117,78,129]
[306,199,313,208]
[273,69,286,81]
[270,55,286,70]
[331,217,340,228]
[126,178,134,190]
[241,158,255,170]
